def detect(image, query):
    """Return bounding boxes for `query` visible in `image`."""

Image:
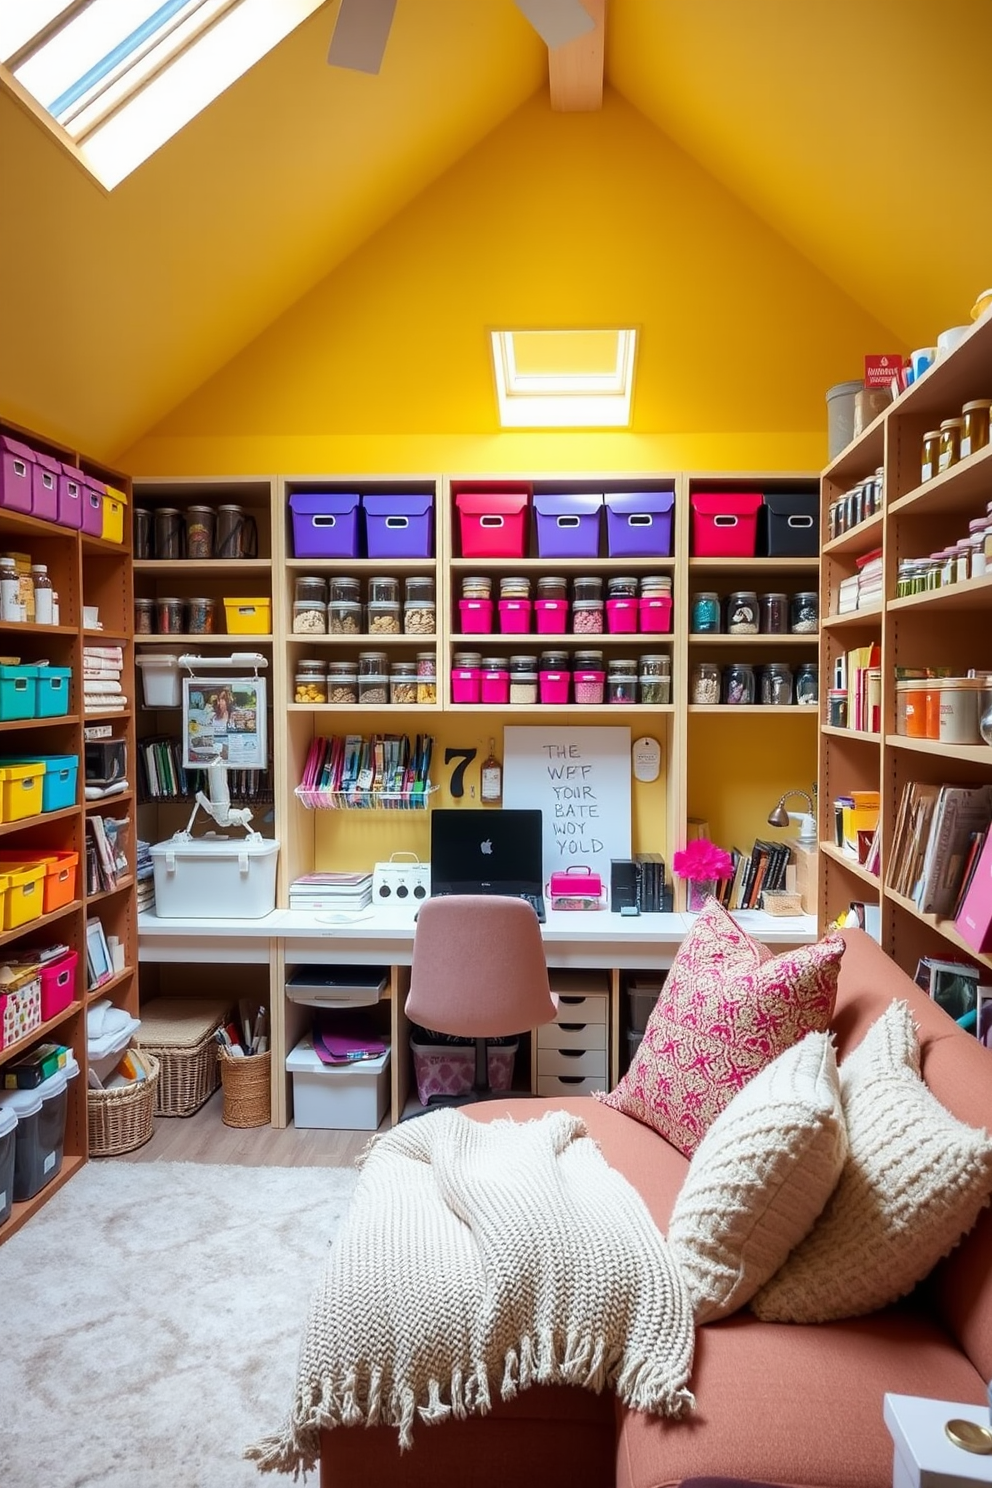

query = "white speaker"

[372,852,430,912]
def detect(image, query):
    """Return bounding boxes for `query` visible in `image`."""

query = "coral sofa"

[319,929,992,1488]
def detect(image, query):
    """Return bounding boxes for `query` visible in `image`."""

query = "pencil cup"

[218,1048,271,1128]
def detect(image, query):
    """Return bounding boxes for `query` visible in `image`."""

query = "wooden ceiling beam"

[548,0,605,112]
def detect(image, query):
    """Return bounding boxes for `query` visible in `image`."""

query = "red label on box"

[864,355,904,388]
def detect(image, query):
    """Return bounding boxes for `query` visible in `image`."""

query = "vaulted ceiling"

[1,0,989,463]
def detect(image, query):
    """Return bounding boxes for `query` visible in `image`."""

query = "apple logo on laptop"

[480,838,493,855]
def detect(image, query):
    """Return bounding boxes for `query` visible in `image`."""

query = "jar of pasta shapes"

[691,662,720,705]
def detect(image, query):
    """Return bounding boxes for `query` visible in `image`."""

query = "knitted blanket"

[247,1108,695,1476]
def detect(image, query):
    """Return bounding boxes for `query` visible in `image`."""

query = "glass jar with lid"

[153,507,184,560]
[938,418,963,473]
[454,651,483,669]
[639,654,671,677]
[969,518,988,578]
[639,672,671,705]
[691,661,720,704]
[921,429,942,482]
[389,661,418,705]
[295,665,328,704]
[607,576,638,598]
[794,662,818,706]
[30,565,53,625]
[358,672,389,706]
[293,598,327,635]
[572,599,603,633]
[403,597,436,635]
[510,653,539,674]
[606,671,638,704]
[327,599,361,634]
[500,575,531,599]
[537,576,568,600]
[185,505,215,560]
[726,591,759,634]
[573,650,604,672]
[691,592,720,634]
[608,657,638,678]
[186,597,216,635]
[134,597,155,634]
[157,597,185,634]
[573,575,603,603]
[640,574,672,598]
[366,599,401,635]
[509,661,538,704]
[760,662,794,706]
[326,660,358,705]
[416,651,437,705]
[358,650,389,676]
[405,575,435,604]
[759,593,788,635]
[462,576,492,599]
[539,649,570,671]
[368,575,399,605]
[722,663,755,705]
[328,575,361,604]
[789,592,819,634]
[960,400,992,460]
[296,575,327,607]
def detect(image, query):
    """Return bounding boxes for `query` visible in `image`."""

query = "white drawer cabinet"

[537,1074,606,1098]
[537,1046,608,1079]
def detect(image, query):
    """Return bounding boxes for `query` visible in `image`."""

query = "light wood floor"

[117,1088,373,1167]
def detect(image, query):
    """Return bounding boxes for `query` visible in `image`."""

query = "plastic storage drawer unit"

[0,666,38,723]
[289,491,361,558]
[533,493,603,559]
[690,492,763,558]
[286,1037,390,1130]
[362,493,434,559]
[455,490,529,559]
[605,491,675,557]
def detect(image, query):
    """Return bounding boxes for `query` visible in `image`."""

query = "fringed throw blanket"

[247,1108,695,1476]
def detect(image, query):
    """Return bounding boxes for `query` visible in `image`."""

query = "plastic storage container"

[498,598,532,634]
[38,948,78,1019]
[136,654,181,708]
[223,598,271,634]
[0,762,45,821]
[0,1103,15,1227]
[35,666,71,719]
[0,1051,78,1201]
[455,490,529,559]
[286,1037,391,1129]
[150,835,280,919]
[533,492,603,558]
[3,754,75,813]
[289,491,360,558]
[690,492,763,557]
[32,451,61,522]
[760,493,820,557]
[604,490,675,557]
[458,599,494,634]
[0,436,35,514]
[363,494,434,559]
[0,665,38,722]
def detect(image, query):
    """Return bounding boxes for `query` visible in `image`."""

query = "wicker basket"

[218,1048,271,1128]
[88,1052,161,1156]
[140,998,229,1117]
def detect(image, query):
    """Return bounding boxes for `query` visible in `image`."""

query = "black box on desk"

[611,859,641,913]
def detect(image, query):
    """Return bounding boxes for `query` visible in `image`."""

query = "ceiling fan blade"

[514,0,595,49]
[327,0,397,73]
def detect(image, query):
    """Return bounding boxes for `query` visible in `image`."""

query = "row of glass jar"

[452,651,672,706]
[691,591,818,635]
[921,398,992,481]
[136,596,215,634]
[461,574,671,601]
[293,575,436,636]
[826,468,884,543]
[690,662,818,706]
[896,502,992,595]
[294,652,437,706]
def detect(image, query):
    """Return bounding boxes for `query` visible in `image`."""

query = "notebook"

[430,809,546,922]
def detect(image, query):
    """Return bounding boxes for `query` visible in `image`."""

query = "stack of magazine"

[289,872,373,912]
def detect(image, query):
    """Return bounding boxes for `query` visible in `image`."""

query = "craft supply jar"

[691,662,720,704]
[366,599,401,635]
[607,576,639,598]
[606,671,638,705]
[328,575,360,604]
[938,418,963,473]
[295,663,328,704]
[294,599,327,635]
[327,599,361,635]
[572,599,603,634]
[185,505,215,560]
[968,519,988,578]
[921,429,942,482]
[573,668,605,704]
[938,677,985,744]
[296,575,327,606]
[500,575,531,599]
[761,663,793,706]
[960,400,992,459]
[134,597,155,634]
[358,650,389,676]
[358,672,389,706]
[759,593,788,635]
[153,508,184,560]
[827,687,848,728]
[539,649,570,672]
[403,598,435,635]
[461,575,492,600]
[156,596,185,634]
[537,576,568,600]
[389,661,419,705]
[691,592,720,634]
[132,507,152,559]
[367,575,399,605]
[640,654,671,678]
[794,662,818,706]
[726,591,759,634]
[480,663,510,706]
[509,655,538,705]
[722,663,755,705]
[573,575,603,602]
[640,575,672,598]
[416,651,437,705]
[789,591,819,634]
[186,596,216,635]
[326,660,359,704]
[639,669,671,704]
[215,503,257,559]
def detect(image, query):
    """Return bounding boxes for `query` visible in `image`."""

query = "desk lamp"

[767,789,817,843]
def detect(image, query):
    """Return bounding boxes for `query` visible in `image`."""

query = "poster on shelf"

[503,726,631,893]
[181,676,267,770]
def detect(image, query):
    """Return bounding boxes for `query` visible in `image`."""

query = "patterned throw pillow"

[751,999,992,1322]
[596,898,844,1156]
[668,1032,846,1322]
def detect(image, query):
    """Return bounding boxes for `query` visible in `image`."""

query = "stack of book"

[137,734,270,803]
[714,839,792,912]
[633,853,667,912]
[289,872,373,912]
[83,645,127,715]
[887,781,992,917]
[135,839,155,914]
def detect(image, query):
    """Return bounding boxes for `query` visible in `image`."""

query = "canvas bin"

[87,1048,160,1156]
[760,492,820,556]
[605,490,675,557]
[455,490,529,559]
[690,492,763,557]
[139,998,229,1117]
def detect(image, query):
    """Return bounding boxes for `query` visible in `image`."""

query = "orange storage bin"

[0,851,78,915]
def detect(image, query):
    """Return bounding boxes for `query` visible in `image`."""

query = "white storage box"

[136,654,182,708]
[286,1036,390,1130]
[150,833,279,919]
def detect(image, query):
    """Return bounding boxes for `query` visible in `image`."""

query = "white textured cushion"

[668,1032,846,1322]
[752,999,992,1322]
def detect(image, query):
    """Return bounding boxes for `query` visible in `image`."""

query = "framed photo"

[86,916,113,990]
[181,676,266,771]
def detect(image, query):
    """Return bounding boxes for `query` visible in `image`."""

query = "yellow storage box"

[0,762,45,824]
[223,597,271,635]
[102,483,128,545]
[1,863,45,930]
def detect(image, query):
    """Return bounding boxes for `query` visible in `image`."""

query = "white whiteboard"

[503,726,631,893]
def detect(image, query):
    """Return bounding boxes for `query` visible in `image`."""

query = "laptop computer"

[430,809,546,922]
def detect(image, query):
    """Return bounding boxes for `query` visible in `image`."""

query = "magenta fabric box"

[605,491,675,557]
[32,451,61,522]
[289,492,360,558]
[363,493,433,559]
[80,475,105,536]
[58,463,85,530]
[1,437,36,515]
[534,492,603,559]
[955,832,992,953]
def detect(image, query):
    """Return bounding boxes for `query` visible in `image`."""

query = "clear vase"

[687,878,717,912]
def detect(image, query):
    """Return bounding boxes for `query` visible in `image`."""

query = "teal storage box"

[3,755,78,811]
[35,667,71,718]
[0,666,38,722]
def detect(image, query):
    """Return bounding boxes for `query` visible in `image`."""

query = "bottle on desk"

[481,738,502,804]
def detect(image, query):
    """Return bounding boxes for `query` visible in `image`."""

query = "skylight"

[491,329,638,428]
[0,0,326,190]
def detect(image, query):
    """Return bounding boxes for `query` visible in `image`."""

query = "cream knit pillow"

[752,999,992,1322]
[668,1032,846,1323]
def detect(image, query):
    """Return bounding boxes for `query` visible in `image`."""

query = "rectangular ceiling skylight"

[491,328,638,428]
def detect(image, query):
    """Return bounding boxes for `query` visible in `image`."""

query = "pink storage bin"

[1,437,36,514]
[32,450,61,522]
[481,669,509,705]
[451,667,481,704]
[498,599,532,634]
[455,490,529,559]
[58,463,85,529]
[573,670,605,704]
[691,492,763,557]
[458,599,494,634]
[539,670,570,704]
[640,596,673,633]
[606,598,638,634]
[535,599,568,634]
[80,475,105,536]
[412,1037,517,1105]
[39,949,78,1021]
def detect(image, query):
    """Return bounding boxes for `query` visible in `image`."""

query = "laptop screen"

[430,809,544,894]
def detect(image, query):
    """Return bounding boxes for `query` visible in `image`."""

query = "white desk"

[137,907,819,1126]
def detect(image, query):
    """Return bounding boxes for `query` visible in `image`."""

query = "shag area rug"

[0,1161,358,1488]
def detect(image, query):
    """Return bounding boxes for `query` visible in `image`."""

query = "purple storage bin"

[363,493,433,559]
[80,475,105,536]
[534,492,603,559]
[1,437,36,514]
[605,491,675,557]
[32,450,61,522]
[58,463,85,530]
[289,491,360,558]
